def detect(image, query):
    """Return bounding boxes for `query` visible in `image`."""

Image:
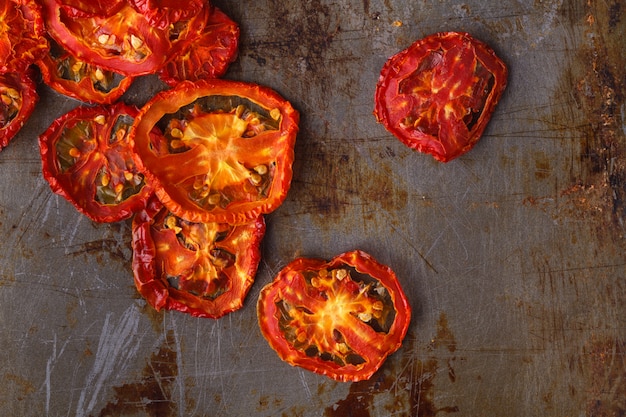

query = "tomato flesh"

[257,250,411,382]
[39,103,153,222]
[158,6,240,87]
[37,38,134,104]
[374,31,508,162]
[0,0,48,73]
[41,0,208,76]
[0,70,38,151]
[132,196,265,318]
[130,0,207,30]
[131,79,299,224]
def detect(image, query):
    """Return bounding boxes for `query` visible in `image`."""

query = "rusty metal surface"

[1,1,625,416]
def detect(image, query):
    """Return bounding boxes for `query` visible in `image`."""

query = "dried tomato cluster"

[19,1,301,324]
[2,0,512,383]
[0,0,47,149]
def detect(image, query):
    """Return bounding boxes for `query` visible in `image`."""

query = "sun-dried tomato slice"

[41,0,208,76]
[257,250,411,382]
[374,31,508,162]
[39,102,153,222]
[130,79,299,224]
[37,37,134,104]
[0,69,38,151]
[158,6,239,87]
[0,0,48,73]
[132,196,265,319]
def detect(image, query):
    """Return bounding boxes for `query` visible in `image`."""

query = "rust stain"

[65,237,130,265]
[95,330,179,417]
[245,0,339,73]
[5,373,36,401]
[524,1,625,245]
[565,2,624,231]
[325,312,458,417]
[582,337,626,416]
[287,140,408,229]
[139,300,165,334]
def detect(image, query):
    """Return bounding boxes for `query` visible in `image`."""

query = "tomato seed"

[170,128,183,138]
[254,164,268,175]
[130,35,144,50]
[100,172,110,186]
[249,173,262,186]
[97,34,110,45]
[270,108,281,120]
[334,269,348,281]
[208,194,221,205]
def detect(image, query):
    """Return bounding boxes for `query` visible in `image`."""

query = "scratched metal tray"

[1,1,625,416]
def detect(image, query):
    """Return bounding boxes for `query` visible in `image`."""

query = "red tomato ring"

[0,70,39,151]
[374,31,508,162]
[158,6,240,87]
[132,196,266,319]
[39,103,153,222]
[257,250,412,382]
[40,0,208,76]
[37,37,135,105]
[130,79,299,225]
[0,0,49,73]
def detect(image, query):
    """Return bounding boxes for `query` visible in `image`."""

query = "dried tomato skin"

[57,0,126,18]
[257,250,412,382]
[0,0,49,73]
[38,102,153,222]
[130,0,207,30]
[374,31,508,162]
[130,79,299,225]
[37,38,134,105]
[40,0,208,76]
[0,69,38,151]
[132,196,266,319]
[158,6,240,87]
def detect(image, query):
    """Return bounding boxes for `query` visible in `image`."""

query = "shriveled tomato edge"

[57,0,126,19]
[130,78,299,225]
[157,6,240,87]
[38,102,153,222]
[37,47,135,105]
[0,69,39,151]
[129,0,208,30]
[257,250,411,382]
[374,31,508,162]
[131,196,266,319]
[0,0,49,73]
[40,0,208,76]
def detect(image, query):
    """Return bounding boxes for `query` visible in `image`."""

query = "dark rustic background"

[1,1,625,416]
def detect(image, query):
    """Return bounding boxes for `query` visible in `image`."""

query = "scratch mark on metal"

[169,318,185,417]
[388,221,438,274]
[75,305,143,417]
[298,368,313,401]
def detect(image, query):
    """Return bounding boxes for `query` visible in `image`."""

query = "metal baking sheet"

[1,1,625,416]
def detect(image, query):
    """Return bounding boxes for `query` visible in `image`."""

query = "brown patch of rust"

[246,0,338,72]
[66,238,130,265]
[257,395,283,412]
[527,1,626,242]
[325,312,459,417]
[289,141,408,226]
[570,1,625,235]
[582,337,626,416]
[139,300,165,334]
[96,330,179,417]
[5,373,36,401]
